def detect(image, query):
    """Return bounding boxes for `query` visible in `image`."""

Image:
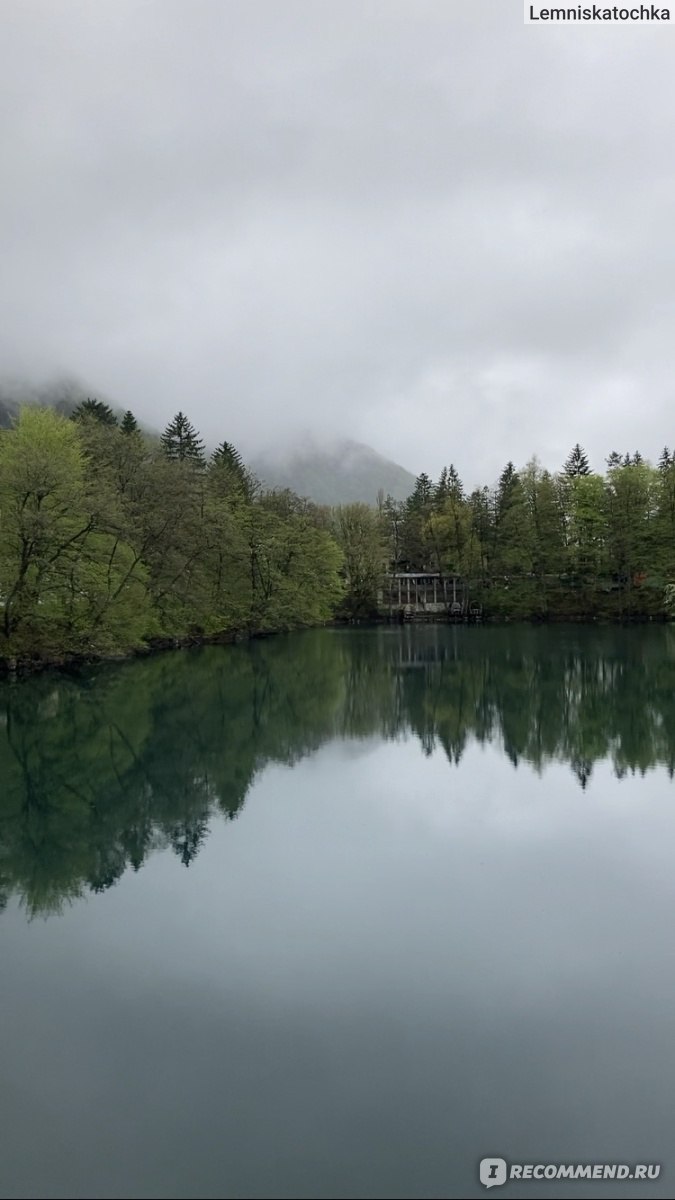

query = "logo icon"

[480,1158,507,1188]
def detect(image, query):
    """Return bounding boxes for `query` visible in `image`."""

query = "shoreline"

[0,611,670,678]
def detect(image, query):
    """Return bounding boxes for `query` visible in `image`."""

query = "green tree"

[0,408,149,654]
[210,440,256,501]
[493,463,534,574]
[567,473,607,578]
[564,444,591,477]
[604,460,657,589]
[120,410,140,435]
[160,412,205,464]
[72,398,118,426]
[333,503,384,617]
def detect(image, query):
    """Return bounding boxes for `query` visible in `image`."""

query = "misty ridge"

[0,374,416,506]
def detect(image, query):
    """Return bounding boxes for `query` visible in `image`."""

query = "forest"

[0,401,674,668]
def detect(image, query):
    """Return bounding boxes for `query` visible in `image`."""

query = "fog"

[1,0,674,482]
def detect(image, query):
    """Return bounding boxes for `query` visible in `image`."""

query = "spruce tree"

[401,474,434,569]
[120,410,140,435]
[72,398,117,426]
[210,441,254,499]
[160,412,205,464]
[564,444,591,477]
[408,473,433,510]
[211,440,245,474]
[658,447,672,473]
[446,464,463,500]
[434,467,449,507]
[496,462,518,515]
[493,464,534,574]
[606,451,622,469]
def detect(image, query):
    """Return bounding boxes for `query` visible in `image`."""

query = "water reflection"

[2,624,675,916]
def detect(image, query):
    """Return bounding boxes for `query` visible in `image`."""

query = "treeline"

[0,401,344,663]
[337,443,675,619]
[2,401,675,664]
[3,624,675,917]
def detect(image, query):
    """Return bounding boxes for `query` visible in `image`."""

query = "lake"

[1,625,674,1199]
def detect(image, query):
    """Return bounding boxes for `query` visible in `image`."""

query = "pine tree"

[120,410,140,435]
[434,467,449,507]
[496,462,518,515]
[401,474,434,569]
[72,398,117,426]
[210,441,254,499]
[606,451,622,469]
[446,464,463,500]
[160,412,205,464]
[564,444,591,477]
[493,464,534,574]
[211,440,245,474]
[468,487,492,574]
[408,473,434,510]
[658,446,672,473]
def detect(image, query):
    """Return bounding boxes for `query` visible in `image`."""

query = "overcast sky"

[1,1,675,483]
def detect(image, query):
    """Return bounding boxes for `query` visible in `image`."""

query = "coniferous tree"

[381,494,404,569]
[496,462,518,514]
[408,472,434,509]
[655,453,675,576]
[606,451,622,469]
[446,464,463,500]
[493,464,534,574]
[72,398,118,426]
[468,487,492,574]
[401,473,435,569]
[211,440,244,473]
[160,412,205,464]
[210,440,254,499]
[120,410,140,435]
[564,444,591,477]
[434,467,449,507]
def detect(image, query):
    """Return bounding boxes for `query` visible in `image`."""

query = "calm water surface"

[2,626,675,1199]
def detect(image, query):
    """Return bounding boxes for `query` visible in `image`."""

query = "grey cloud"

[1,0,675,484]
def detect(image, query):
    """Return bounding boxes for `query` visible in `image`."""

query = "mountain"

[0,379,416,506]
[248,437,416,506]
[0,376,100,428]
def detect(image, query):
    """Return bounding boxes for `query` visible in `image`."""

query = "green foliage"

[210,440,257,501]
[71,398,118,426]
[564,443,591,476]
[332,503,383,617]
[160,411,205,464]
[382,445,675,621]
[0,408,152,657]
[120,409,140,435]
[3,406,675,658]
[0,407,345,664]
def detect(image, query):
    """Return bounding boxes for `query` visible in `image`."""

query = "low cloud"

[1,1,673,485]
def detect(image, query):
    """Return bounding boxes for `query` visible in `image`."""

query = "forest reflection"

[2,624,675,917]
